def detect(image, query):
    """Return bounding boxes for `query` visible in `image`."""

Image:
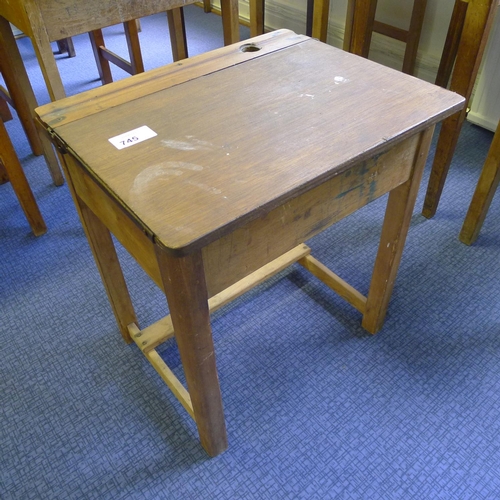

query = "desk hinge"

[48,130,68,154]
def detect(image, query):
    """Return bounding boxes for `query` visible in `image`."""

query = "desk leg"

[0,17,63,186]
[78,201,138,342]
[77,200,138,343]
[459,121,500,245]
[363,126,434,333]
[156,249,227,457]
[220,0,241,45]
[58,154,137,341]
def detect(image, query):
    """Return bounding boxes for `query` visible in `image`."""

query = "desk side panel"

[203,134,419,297]
[65,154,164,291]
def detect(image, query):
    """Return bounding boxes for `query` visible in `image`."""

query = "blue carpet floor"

[1,7,500,499]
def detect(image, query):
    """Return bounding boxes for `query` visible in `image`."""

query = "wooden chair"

[0,117,46,236]
[249,0,331,42]
[87,18,170,86]
[89,20,146,85]
[343,0,428,75]
[459,119,500,245]
[422,0,498,218]
[0,38,63,186]
[344,0,499,219]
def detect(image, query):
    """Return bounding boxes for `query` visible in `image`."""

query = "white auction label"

[108,125,157,150]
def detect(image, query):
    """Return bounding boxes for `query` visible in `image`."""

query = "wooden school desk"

[35,30,464,457]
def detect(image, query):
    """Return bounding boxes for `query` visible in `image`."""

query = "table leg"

[220,0,241,45]
[0,17,64,186]
[362,126,434,333]
[156,248,227,457]
[459,121,500,245]
[422,0,497,218]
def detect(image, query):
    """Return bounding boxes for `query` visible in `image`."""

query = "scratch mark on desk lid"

[186,180,222,195]
[131,161,203,194]
[161,136,213,151]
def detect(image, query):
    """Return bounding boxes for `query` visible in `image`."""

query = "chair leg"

[90,22,145,84]
[310,0,331,42]
[402,0,427,75]
[249,0,265,37]
[459,121,500,245]
[0,92,12,122]
[0,120,46,236]
[167,8,188,61]
[89,29,113,84]
[0,153,8,183]
[0,17,64,186]
[435,0,468,88]
[56,38,76,58]
[124,20,145,74]
[422,0,498,218]
[344,0,378,57]
[345,0,426,75]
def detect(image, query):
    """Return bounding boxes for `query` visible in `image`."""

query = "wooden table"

[0,0,240,184]
[35,30,464,456]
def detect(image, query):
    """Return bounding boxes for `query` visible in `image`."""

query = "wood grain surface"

[38,33,464,255]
